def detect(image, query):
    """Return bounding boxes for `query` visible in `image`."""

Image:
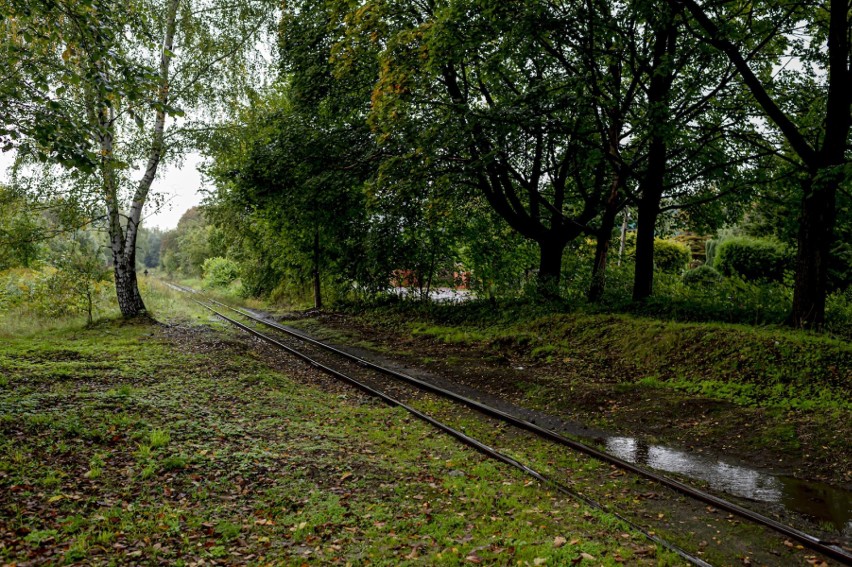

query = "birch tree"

[6,0,274,317]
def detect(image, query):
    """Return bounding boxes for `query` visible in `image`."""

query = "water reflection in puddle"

[605,436,851,535]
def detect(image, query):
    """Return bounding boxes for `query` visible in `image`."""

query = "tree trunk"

[632,197,660,301]
[312,228,322,310]
[632,129,668,301]
[588,213,618,303]
[91,0,179,319]
[537,239,565,297]
[632,14,676,302]
[589,177,623,302]
[618,210,629,266]
[425,253,435,297]
[114,254,146,318]
[790,176,837,328]
[85,289,93,325]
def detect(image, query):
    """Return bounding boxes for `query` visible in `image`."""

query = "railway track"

[170,283,852,566]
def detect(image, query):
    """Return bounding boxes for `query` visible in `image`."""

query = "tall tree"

[334,0,617,295]
[6,0,275,317]
[89,0,180,315]
[675,0,852,327]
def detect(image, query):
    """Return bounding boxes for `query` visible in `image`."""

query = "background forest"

[2,0,851,335]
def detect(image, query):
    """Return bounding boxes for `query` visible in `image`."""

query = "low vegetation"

[310,297,851,483]
[0,293,677,565]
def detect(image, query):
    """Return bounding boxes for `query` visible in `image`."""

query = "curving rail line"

[191,296,712,566]
[172,284,851,566]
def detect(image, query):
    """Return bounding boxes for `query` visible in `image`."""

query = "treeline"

[0,186,163,322]
[173,0,850,328]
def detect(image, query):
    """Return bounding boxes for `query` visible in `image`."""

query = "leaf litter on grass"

[0,320,666,565]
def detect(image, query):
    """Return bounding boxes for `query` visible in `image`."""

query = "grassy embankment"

[288,299,851,484]
[0,282,676,565]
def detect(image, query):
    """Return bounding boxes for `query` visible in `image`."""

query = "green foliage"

[0,268,40,311]
[826,288,852,338]
[619,234,691,273]
[202,257,240,288]
[705,238,719,267]
[653,239,691,273]
[136,227,165,270]
[0,0,159,169]
[682,265,722,287]
[0,187,44,269]
[672,234,709,264]
[44,237,112,324]
[715,237,791,282]
[160,208,222,278]
[458,201,539,299]
[0,233,111,325]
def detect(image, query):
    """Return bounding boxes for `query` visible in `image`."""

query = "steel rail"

[193,298,713,567]
[195,294,852,566]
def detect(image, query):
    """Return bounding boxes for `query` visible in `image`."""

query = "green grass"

[0,276,214,337]
[411,324,489,344]
[0,315,665,565]
[326,299,851,484]
[354,304,852,413]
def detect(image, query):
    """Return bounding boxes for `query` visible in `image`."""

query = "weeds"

[0,316,663,565]
[148,429,170,449]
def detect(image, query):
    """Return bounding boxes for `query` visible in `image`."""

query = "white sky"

[1,150,204,231]
[141,152,206,230]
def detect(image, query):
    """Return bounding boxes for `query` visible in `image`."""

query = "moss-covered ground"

[284,301,850,487]
[0,308,677,565]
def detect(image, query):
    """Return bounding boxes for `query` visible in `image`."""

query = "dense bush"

[654,239,691,273]
[673,233,709,265]
[705,238,719,267]
[0,268,39,310]
[202,257,240,287]
[715,237,791,282]
[683,265,722,286]
[609,234,690,274]
[0,266,113,324]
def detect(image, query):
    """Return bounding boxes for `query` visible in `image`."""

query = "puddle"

[605,436,851,535]
[388,287,473,303]
[219,304,852,541]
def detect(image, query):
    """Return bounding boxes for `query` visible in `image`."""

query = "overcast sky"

[1,150,205,231]
[140,152,206,230]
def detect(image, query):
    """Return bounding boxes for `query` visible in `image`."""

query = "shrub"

[654,239,691,273]
[682,265,722,286]
[715,237,791,282]
[705,238,720,267]
[673,233,709,265]
[202,257,240,287]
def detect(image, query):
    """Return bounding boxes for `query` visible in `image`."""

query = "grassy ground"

[0,294,677,564]
[285,300,851,486]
